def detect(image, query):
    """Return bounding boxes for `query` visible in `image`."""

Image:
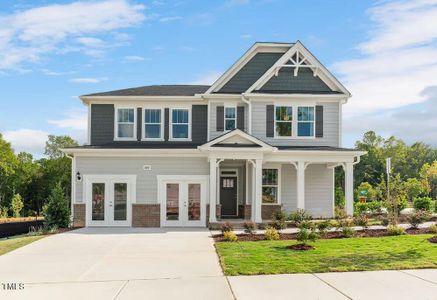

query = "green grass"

[215,235,437,275]
[0,235,45,256]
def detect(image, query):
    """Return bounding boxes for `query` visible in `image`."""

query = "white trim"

[142,107,164,141]
[219,168,239,217]
[114,107,137,141]
[224,106,237,132]
[273,104,316,139]
[199,128,276,150]
[261,164,281,205]
[169,107,192,141]
[87,103,91,145]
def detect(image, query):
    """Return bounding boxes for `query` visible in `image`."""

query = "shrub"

[354,202,369,215]
[220,222,233,234]
[265,227,280,240]
[387,225,406,236]
[428,224,437,234]
[270,210,287,230]
[407,210,431,229]
[413,197,434,212]
[296,226,319,245]
[223,231,238,242]
[243,221,256,234]
[367,201,383,214]
[341,226,355,238]
[334,207,346,220]
[353,214,369,228]
[0,206,8,218]
[316,220,332,237]
[336,218,354,229]
[379,215,390,226]
[289,209,312,225]
[43,182,71,228]
[11,193,24,218]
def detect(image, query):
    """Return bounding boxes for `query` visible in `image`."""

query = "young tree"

[44,135,78,159]
[11,193,24,217]
[43,182,70,228]
[402,178,425,201]
[420,161,437,198]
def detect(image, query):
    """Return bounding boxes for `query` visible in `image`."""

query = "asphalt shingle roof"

[83,85,210,97]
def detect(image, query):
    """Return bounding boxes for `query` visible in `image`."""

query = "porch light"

[76,172,82,182]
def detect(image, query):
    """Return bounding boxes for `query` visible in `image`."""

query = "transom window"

[262,169,279,204]
[275,106,293,137]
[297,106,315,137]
[171,109,189,139]
[116,108,135,139]
[225,107,236,131]
[144,109,162,139]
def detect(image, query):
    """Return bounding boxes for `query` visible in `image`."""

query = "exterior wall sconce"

[76,172,82,182]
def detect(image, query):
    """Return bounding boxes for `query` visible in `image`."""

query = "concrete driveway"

[0,228,233,300]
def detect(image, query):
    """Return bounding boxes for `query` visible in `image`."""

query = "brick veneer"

[206,204,221,225]
[132,204,160,227]
[262,204,282,220]
[243,204,252,220]
[73,204,85,228]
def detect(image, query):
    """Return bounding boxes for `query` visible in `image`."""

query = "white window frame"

[261,165,281,205]
[274,105,293,139]
[224,106,237,131]
[114,107,137,141]
[169,107,191,141]
[297,106,315,138]
[142,108,164,141]
[273,103,316,140]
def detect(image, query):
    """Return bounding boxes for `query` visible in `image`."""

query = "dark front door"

[220,177,237,216]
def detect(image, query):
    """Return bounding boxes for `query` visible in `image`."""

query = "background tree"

[43,182,70,228]
[11,193,24,217]
[0,134,19,209]
[44,135,78,159]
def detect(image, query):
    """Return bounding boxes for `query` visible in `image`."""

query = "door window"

[92,183,105,221]
[166,183,179,220]
[114,183,127,221]
[188,184,201,221]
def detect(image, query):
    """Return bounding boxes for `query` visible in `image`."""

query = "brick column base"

[73,204,85,228]
[132,204,160,227]
[206,204,221,224]
[261,204,282,220]
[243,204,252,220]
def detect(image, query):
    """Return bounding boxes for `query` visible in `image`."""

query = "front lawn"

[0,235,45,256]
[215,234,437,275]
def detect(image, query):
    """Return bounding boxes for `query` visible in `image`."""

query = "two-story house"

[63,41,365,228]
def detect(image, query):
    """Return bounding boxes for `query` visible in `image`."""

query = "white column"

[253,159,263,223]
[297,161,306,210]
[209,158,217,223]
[344,162,354,216]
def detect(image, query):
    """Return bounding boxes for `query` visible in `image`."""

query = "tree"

[419,161,437,198]
[356,182,376,201]
[402,178,425,201]
[11,193,24,217]
[0,134,19,208]
[44,135,78,159]
[43,182,70,228]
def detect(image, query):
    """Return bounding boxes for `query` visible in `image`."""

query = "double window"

[224,107,236,131]
[116,108,136,139]
[275,105,315,138]
[143,109,162,140]
[262,168,279,204]
[171,108,190,139]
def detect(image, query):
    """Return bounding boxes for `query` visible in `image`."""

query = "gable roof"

[83,85,210,97]
[199,129,276,151]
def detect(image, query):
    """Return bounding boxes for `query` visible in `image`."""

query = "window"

[275,106,293,137]
[116,108,135,139]
[144,109,162,139]
[224,107,236,131]
[297,106,315,137]
[171,109,189,139]
[262,169,278,204]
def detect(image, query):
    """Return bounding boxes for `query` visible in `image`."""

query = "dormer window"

[224,107,236,131]
[115,108,136,140]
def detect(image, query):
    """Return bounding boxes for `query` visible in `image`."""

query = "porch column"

[209,158,217,223]
[253,159,263,223]
[344,162,354,216]
[297,161,306,210]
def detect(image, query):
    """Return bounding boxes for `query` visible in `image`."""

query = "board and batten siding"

[251,101,339,146]
[209,102,248,140]
[75,157,209,204]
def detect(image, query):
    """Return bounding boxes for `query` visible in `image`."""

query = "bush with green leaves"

[289,209,312,225]
[334,207,346,219]
[435,201,437,213]
[354,202,368,214]
[367,201,383,214]
[316,220,332,237]
[43,182,70,228]
[264,226,280,240]
[341,226,355,238]
[335,186,345,208]
[387,225,406,236]
[413,197,434,212]
[220,222,233,234]
[0,206,8,218]
[223,231,238,242]
[243,221,256,234]
[353,214,369,228]
[407,210,431,229]
[270,210,287,230]
[11,193,24,217]
[428,224,437,234]
[296,225,319,245]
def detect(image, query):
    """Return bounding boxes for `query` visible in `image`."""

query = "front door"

[159,176,207,227]
[220,177,238,216]
[85,175,135,226]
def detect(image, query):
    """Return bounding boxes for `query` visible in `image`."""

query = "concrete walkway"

[0,228,233,300]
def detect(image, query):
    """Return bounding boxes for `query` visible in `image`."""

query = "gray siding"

[209,102,248,140]
[305,164,334,218]
[219,52,284,93]
[91,104,114,145]
[281,164,297,212]
[251,101,339,146]
[75,157,209,204]
[192,105,208,144]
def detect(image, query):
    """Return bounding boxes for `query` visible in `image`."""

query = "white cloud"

[241,34,252,39]
[69,77,108,83]
[76,37,105,48]
[123,55,146,61]
[0,0,146,70]
[3,129,48,157]
[189,70,222,85]
[41,68,75,76]
[48,109,87,130]
[159,16,182,23]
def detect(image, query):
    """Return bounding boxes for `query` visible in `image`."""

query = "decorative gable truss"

[246,41,350,95]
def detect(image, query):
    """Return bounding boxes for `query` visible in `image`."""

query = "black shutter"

[266,105,274,137]
[164,108,169,141]
[315,105,323,138]
[237,106,245,131]
[216,106,224,131]
[137,107,142,141]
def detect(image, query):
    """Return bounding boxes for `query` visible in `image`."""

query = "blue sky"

[1,0,437,157]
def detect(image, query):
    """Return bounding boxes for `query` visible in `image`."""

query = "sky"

[1,0,437,158]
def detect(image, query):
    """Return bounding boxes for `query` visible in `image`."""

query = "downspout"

[241,93,251,134]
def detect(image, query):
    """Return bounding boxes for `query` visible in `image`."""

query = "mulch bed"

[214,227,435,242]
[428,236,437,243]
[286,244,314,251]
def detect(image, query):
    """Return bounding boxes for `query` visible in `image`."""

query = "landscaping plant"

[223,231,238,242]
[220,222,233,234]
[289,209,312,225]
[353,214,369,228]
[11,193,24,217]
[413,197,434,212]
[316,220,332,237]
[270,210,287,230]
[0,206,8,218]
[295,223,319,247]
[243,221,256,234]
[43,182,70,228]
[428,224,437,234]
[387,225,406,236]
[264,227,280,240]
[407,210,431,229]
